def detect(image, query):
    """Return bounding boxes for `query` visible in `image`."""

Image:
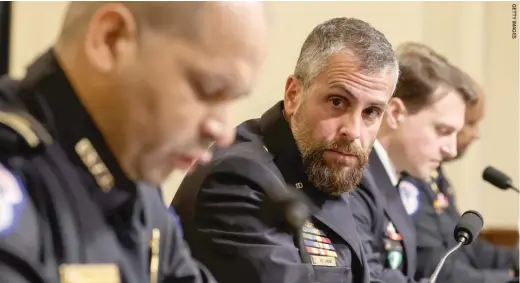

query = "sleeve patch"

[0,163,26,236]
[398,180,420,215]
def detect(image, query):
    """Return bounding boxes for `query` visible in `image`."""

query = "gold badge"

[59,264,120,283]
[310,255,337,267]
[75,138,114,192]
[429,181,439,194]
[149,228,161,283]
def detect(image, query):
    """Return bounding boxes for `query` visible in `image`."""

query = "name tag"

[59,264,120,283]
[310,255,337,267]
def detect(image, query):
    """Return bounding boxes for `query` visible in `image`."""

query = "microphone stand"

[428,239,464,283]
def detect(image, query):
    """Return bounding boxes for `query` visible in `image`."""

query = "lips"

[329,149,356,157]
[173,150,214,172]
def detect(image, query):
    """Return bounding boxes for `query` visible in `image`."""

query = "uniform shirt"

[0,50,215,283]
[405,167,517,283]
[172,101,372,283]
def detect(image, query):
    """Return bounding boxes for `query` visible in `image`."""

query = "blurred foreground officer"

[0,2,267,283]
[172,18,399,283]
[409,79,519,282]
[351,42,475,283]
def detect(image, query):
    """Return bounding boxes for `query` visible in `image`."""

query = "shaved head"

[54,1,268,185]
[59,2,265,43]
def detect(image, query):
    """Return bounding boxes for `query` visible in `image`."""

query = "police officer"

[0,2,267,283]
[407,82,519,282]
[350,42,476,283]
[171,17,399,283]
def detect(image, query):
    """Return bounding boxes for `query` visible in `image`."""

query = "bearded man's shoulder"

[206,138,283,190]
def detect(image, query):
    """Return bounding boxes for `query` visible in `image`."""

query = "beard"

[291,106,369,196]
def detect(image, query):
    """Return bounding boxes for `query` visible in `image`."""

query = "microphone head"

[483,166,512,190]
[454,210,484,245]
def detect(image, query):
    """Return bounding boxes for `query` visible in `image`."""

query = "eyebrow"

[192,69,248,100]
[330,83,388,108]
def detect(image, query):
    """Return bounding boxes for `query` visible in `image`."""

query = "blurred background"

[6,2,519,241]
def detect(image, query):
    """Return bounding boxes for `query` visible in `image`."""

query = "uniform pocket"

[313,266,351,283]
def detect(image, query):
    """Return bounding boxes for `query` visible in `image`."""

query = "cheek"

[313,119,339,142]
[140,72,203,145]
[400,125,436,160]
[361,120,383,149]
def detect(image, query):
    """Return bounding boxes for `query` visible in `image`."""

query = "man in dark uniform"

[172,18,399,283]
[351,42,477,283]
[0,2,267,283]
[407,79,519,282]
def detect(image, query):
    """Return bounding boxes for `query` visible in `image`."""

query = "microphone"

[482,166,519,193]
[429,210,484,283]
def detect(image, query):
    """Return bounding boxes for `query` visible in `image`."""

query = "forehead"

[312,53,397,98]
[197,4,267,76]
[418,88,466,127]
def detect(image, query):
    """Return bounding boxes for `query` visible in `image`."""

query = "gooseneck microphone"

[482,166,519,193]
[428,210,484,283]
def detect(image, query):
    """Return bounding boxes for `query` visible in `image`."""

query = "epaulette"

[0,109,52,155]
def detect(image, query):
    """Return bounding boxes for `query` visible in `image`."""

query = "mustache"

[301,140,369,167]
[321,141,365,156]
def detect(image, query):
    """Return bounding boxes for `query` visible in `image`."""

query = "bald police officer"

[172,17,399,283]
[0,2,267,283]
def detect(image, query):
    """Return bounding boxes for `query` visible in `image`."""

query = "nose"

[202,117,236,148]
[338,112,362,141]
[441,135,458,159]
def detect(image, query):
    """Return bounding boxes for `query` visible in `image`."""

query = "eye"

[363,107,382,119]
[435,125,454,136]
[329,96,345,108]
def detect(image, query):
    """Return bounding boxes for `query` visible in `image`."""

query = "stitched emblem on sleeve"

[0,163,26,236]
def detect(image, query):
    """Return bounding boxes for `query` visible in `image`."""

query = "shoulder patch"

[0,163,26,236]
[398,180,420,215]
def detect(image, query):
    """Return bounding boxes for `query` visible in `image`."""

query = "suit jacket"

[352,150,423,283]
[172,101,371,283]
[404,168,516,283]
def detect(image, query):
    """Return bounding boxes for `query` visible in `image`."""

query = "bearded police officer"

[0,2,267,283]
[172,17,399,283]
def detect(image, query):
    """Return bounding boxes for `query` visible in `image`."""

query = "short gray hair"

[294,18,398,88]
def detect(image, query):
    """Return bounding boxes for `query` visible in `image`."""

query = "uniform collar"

[17,49,136,214]
[372,140,399,187]
[259,101,302,168]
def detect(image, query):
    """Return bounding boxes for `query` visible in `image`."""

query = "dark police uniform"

[404,166,518,283]
[352,150,428,283]
[0,50,215,283]
[171,101,372,283]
